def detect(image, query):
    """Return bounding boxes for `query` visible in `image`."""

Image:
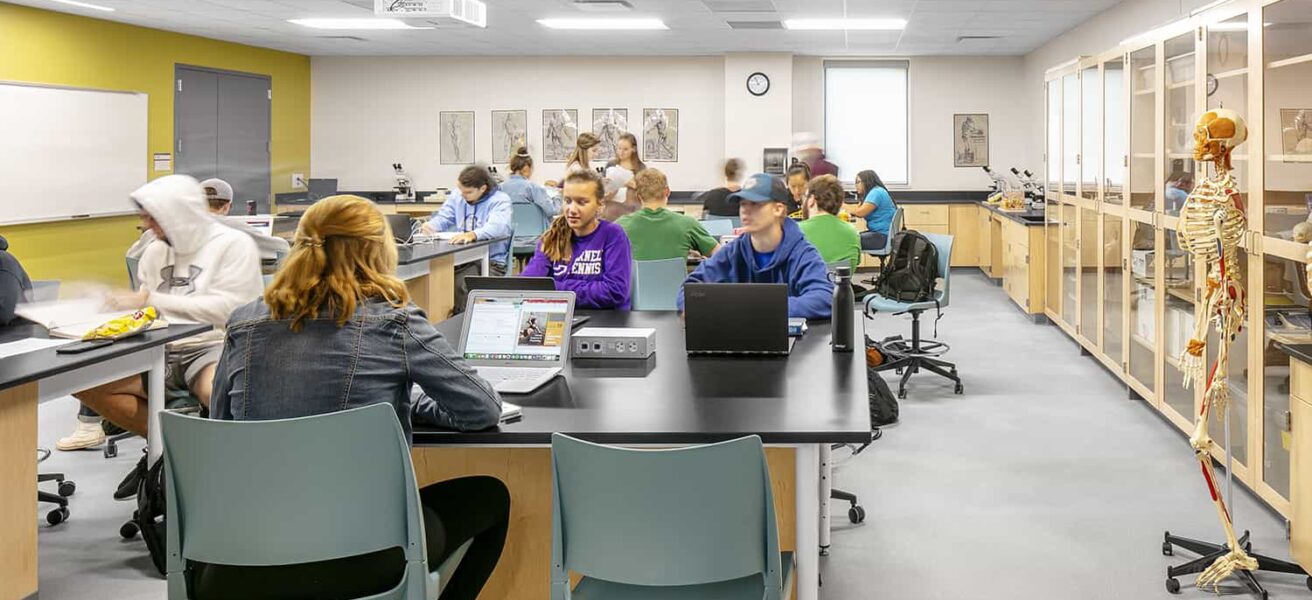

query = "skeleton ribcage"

[1177,178,1245,262]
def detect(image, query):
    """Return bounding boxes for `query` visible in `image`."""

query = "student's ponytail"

[539,213,574,264]
[509,145,532,173]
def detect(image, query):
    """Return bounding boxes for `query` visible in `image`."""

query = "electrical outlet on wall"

[292,173,306,189]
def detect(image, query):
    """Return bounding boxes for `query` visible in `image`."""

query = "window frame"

[822,59,911,187]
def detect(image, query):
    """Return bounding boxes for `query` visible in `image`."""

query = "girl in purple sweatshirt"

[522,170,633,310]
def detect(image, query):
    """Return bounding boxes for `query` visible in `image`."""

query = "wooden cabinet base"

[405,255,457,323]
[0,383,38,600]
[410,446,798,600]
[1292,361,1311,572]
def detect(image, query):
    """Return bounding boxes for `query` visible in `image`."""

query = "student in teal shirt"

[848,169,896,250]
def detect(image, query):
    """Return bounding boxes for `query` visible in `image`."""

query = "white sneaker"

[56,420,105,451]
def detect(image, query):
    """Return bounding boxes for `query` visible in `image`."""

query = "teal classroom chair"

[632,258,688,311]
[126,256,141,289]
[862,206,904,269]
[699,218,735,239]
[159,404,471,599]
[513,201,550,259]
[864,232,963,399]
[550,433,793,600]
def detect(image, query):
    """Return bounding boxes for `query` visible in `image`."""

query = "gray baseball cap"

[199,178,233,203]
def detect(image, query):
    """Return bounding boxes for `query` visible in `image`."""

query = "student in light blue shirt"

[498,145,559,230]
[422,165,513,314]
[848,169,897,250]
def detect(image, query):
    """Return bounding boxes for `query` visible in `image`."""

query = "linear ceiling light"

[783,18,906,31]
[536,18,667,30]
[287,18,433,30]
[48,0,114,11]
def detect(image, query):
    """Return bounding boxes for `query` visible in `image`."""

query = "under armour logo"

[158,265,203,295]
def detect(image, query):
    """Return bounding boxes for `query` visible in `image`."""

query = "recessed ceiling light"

[783,18,906,31]
[536,18,667,30]
[48,0,114,11]
[287,18,433,30]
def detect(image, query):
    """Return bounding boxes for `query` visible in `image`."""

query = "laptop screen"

[464,295,570,362]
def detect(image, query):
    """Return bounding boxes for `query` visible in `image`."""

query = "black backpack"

[133,457,169,576]
[873,230,940,303]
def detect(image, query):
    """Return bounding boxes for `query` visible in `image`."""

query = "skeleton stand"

[1161,400,1308,598]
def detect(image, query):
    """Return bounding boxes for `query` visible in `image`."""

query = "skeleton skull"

[1193,108,1249,163]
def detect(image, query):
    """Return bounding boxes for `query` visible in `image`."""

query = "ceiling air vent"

[702,0,776,13]
[957,35,1001,43]
[727,20,783,29]
[573,0,634,12]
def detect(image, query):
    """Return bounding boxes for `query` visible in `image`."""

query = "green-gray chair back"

[632,257,687,311]
[550,433,785,599]
[700,218,735,239]
[159,404,429,600]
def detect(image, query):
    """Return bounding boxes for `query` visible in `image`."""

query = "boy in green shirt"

[798,174,862,270]
[617,168,719,261]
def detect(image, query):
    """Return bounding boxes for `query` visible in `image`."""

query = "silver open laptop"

[458,289,576,394]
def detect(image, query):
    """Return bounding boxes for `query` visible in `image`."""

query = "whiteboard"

[0,82,147,225]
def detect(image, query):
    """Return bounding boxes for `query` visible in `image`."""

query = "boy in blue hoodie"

[678,173,834,319]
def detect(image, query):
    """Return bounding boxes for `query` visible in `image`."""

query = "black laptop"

[466,276,555,292]
[684,283,794,355]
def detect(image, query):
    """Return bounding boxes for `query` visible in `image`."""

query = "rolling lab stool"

[865,232,964,399]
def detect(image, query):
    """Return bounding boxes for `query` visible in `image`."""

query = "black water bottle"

[832,265,854,352]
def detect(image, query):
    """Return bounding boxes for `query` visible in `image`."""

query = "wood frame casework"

[1040,0,1312,573]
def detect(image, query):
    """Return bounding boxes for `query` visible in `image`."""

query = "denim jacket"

[210,297,502,438]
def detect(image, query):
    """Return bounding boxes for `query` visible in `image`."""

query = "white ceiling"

[9,0,1125,56]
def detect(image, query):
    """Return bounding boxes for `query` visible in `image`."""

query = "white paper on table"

[0,337,74,358]
[15,299,169,339]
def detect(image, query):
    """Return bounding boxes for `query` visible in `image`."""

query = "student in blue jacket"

[422,165,514,315]
[678,173,834,319]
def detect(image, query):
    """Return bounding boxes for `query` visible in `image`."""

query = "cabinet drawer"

[1293,359,1312,403]
[1293,393,1312,572]
[903,204,949,227]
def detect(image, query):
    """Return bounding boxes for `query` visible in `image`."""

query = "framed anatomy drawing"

[953,113,989,168]
[439,111,475,165]
[491,110,528,163]
[542,109,579,163]
[592,108,629,162]
[642,108,678,162]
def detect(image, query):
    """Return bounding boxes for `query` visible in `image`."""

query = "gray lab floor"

[33,270,1310,599]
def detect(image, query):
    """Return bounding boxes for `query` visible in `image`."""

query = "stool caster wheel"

[954,383,964,395]
[104,445,118,459]
[58,480,76,497]
[1161,541,1173,556]
[897,388,907,400]
[1305,576,1311,592]
[120,520,139,539]
[819,546,829,557]
[848,505,866,524]
[1165,577,1180,594]
[47,507,69,526]
[895,368,903,375]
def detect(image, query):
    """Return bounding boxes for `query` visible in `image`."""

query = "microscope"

[392,163,415,203]
[1010,168,1046,211]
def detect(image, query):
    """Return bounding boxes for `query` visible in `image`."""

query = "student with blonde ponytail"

[500,145,559,224]
[565,131,600,175]
[209,195,510,600]
[522,170,633,309]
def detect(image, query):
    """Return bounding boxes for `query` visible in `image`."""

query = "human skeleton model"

[1174,108,1255,590]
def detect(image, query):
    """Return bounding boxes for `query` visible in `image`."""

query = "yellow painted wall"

[0,2,310,286]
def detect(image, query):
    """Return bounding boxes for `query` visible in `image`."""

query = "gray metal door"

[174,68,218,181]
[175,66,271,213]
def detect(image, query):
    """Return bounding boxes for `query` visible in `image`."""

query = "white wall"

[723,53,793,175]
[312,56,726,192]
[792,56,1027,191]
[312,53,1025,193]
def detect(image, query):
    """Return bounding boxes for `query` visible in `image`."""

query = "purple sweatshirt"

[522,219,633,310]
